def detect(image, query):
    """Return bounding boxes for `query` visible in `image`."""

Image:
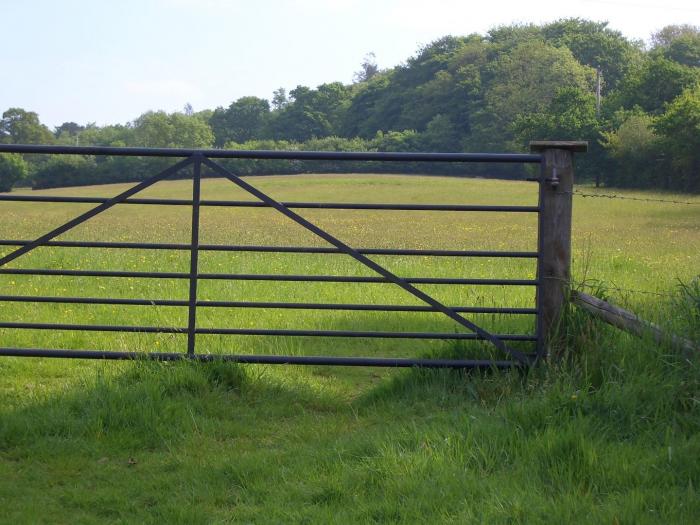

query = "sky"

[2,0,699,129]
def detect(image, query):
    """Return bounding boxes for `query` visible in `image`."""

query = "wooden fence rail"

[571,290,698,357]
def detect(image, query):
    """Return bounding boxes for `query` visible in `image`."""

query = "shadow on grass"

[0,357,344,455]
[0,343,528,457]
[0,304,539,456]
[0,308,538,457]
[354,340,531,409]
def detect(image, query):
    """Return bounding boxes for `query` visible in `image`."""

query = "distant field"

[0,174,698,523]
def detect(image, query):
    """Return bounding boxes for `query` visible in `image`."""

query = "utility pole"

[595,66,601,188]
[595,67,601,118]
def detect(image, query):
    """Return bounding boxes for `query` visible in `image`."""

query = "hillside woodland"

[1,19,699,192]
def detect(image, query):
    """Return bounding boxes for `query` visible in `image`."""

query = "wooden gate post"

[530,141,587,357]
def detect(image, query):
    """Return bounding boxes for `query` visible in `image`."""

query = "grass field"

[0,173,699,523]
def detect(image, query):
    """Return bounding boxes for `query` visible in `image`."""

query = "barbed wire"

[566,191,697,296]
[546,276,684,298]
[570,190,699,206]
[578,281,678,298]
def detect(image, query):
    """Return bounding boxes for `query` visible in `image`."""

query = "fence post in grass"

[530,141,588,358]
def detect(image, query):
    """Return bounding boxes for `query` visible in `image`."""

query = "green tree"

[513,87,598,139]
[209,107,229,147]
[664,34,700,67]
[0,153,28,192]
[486,23,541,50]
[542,18,643,91]
[76,123,130,147]
[651,24,700,48]
[270,84,351,141]
[271,88,289,110]
[513,87,601,181]
[609,57,699,114]
[221,138,300,175]
[169,113,215,148]
[654,84,700,191]
[54,122,84,139]
[420,114,460,151]
[651,25,700,67]
[404,70,457,130]
[353,52,379,83]
[600,112,660,187]
[344,35,487,138]
[31,155,97,189]
[130,111,174,147]
[475,40,595,150]
[130,111,214,148]
[342,73,395,138]
[210,96,270,146]
[0,108,54,144]
[371,129,420,151]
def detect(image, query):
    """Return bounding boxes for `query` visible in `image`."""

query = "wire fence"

[571,190,699,206]
[577,281,680,298]
[566,187,699,298]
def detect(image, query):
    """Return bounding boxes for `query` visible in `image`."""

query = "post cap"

[529,141,588,153]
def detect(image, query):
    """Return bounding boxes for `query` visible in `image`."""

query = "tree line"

[1,19,698,192]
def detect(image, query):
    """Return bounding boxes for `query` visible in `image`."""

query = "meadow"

[0,173,699,523]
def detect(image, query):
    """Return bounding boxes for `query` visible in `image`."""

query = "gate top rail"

[0,144,542,164]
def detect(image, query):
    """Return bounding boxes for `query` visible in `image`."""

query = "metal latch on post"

[526,168,559,188]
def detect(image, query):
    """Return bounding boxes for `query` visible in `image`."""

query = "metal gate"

[0,145,547,369]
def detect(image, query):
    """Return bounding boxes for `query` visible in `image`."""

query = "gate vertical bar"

[186,154,203,356]
[531,141,587,358]
[534,156,547,359]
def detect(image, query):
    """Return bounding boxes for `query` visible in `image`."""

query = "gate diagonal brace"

[202,157,530,365]
[0,157,194,268]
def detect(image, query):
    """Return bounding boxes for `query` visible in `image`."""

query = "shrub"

[0,153,28,192]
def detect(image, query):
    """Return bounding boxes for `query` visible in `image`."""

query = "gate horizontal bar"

[195,329,537,340]
[0,268,187,278]
[0,240,539,258]
[0,195,540,212]
[0,268,537,285]
[0,295,538,314]
[0,295,187,306]
[0,322,536,340]
[0,347,524,368]
[200,301,537,314]
[0,322,185,333]
[201,274,537,285]
[0,144,542,163]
